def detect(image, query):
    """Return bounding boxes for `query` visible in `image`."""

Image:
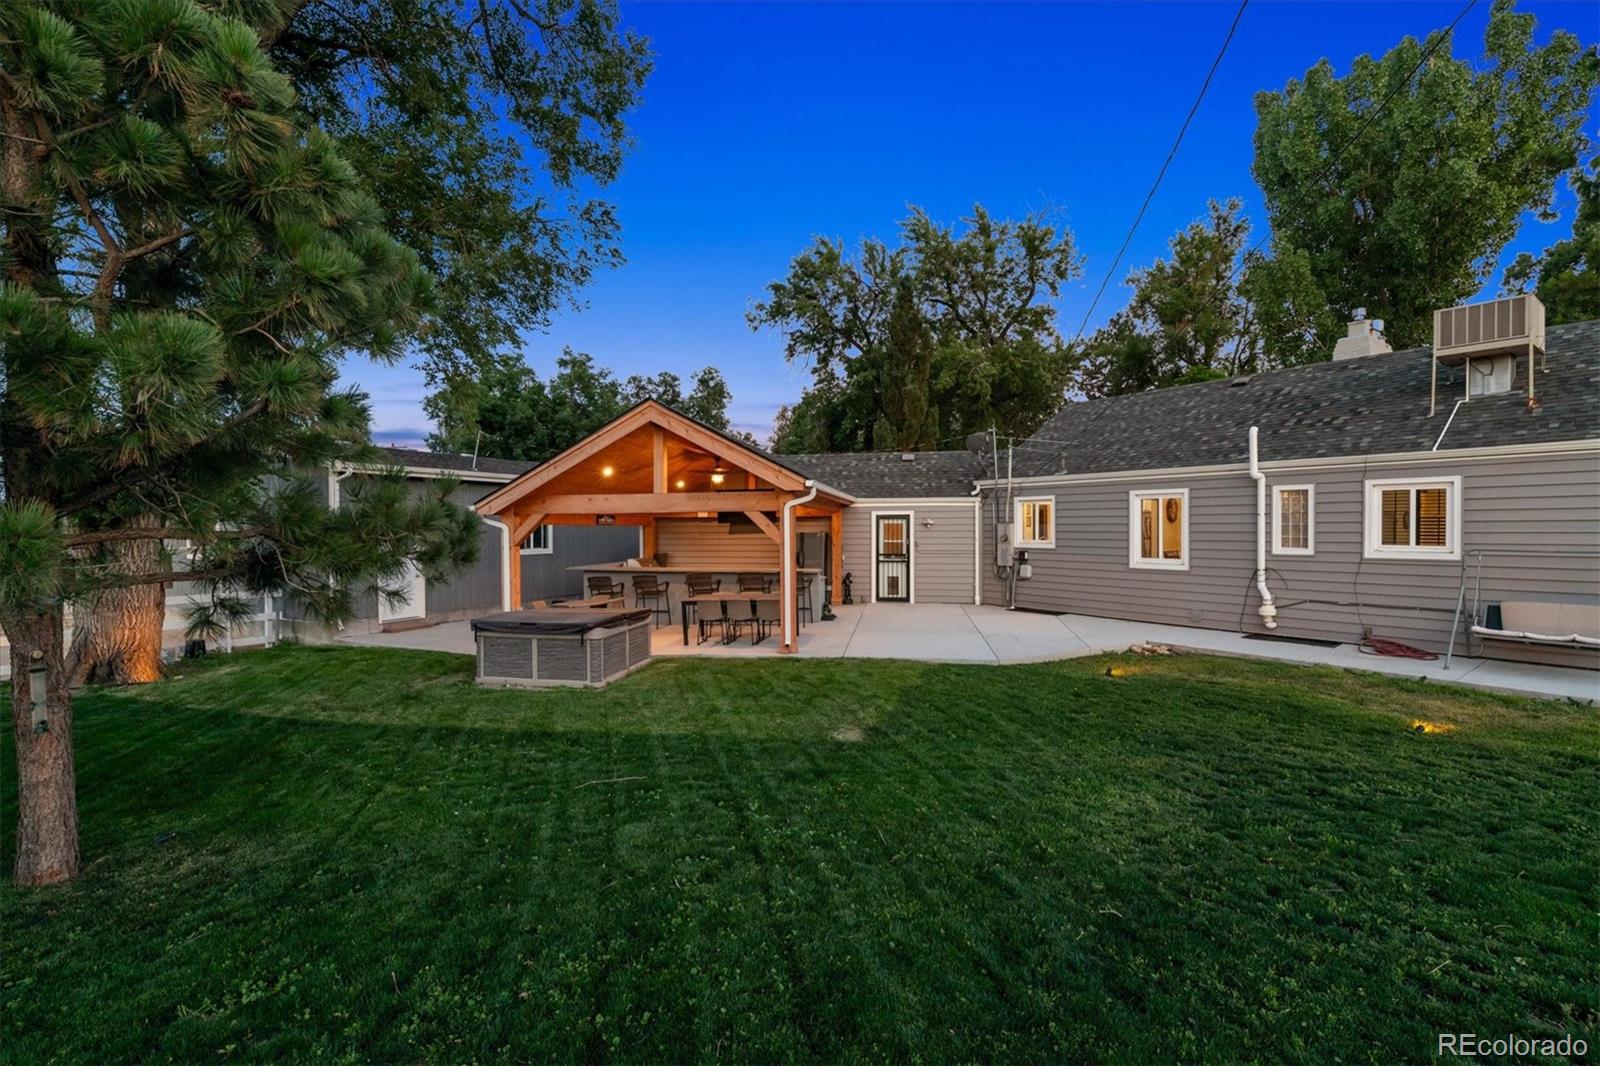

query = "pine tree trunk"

[3,608,81,886]
[72,517,167,686]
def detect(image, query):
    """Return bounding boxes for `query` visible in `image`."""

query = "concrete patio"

[340,602,1599,704]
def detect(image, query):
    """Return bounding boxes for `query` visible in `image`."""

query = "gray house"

[289,446,641,638]
[980,301,1599,668]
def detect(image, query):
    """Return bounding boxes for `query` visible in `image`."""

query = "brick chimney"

[1331,307,1393,360]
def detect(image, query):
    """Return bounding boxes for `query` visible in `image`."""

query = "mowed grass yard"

[2,646,1596,1063]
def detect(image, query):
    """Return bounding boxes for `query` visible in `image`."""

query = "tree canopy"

[265,0,652,379]
[1502,157,1599,325]
[752,205,1080,453]
[1248,0,1598,350]
[425,351,740,461]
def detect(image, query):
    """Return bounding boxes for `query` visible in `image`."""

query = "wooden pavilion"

[473,401,853,652]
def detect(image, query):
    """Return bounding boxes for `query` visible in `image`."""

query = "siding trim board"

[977,438,1599,490]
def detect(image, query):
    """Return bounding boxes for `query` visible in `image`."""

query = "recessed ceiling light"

[601,465,614,478]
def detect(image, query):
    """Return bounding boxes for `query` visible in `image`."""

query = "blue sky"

[351,0,1598,448]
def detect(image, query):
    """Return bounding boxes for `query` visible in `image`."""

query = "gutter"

[481,514,513,612]
[1247,427,1277,629]
[781,480,819,651]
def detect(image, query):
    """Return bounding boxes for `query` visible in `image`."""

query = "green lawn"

[2,646,1596,1062]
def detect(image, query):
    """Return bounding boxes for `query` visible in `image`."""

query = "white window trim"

[1013,495,1056,549]
[1363,475,1462,561]
[1127,488,1189,571]
[520,524,554,555]
[1271,484,1316,556]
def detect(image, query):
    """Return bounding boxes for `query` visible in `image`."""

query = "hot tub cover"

[472,608,653,636]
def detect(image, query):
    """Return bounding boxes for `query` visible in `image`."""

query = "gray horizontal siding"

[519,524,641,602]
[981,450,1600,668]
[843,502,976,604]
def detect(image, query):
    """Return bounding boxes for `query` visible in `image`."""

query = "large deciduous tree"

[1249,0,1598,350]
[752,205,1080,452]
[1502,157,1599,325]
[1,0,476,885]
[267,0,651,377]
[425,351,739,461]
[1075,200,1257,398]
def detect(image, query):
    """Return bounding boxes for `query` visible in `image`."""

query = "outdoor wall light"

[921,518,935,529]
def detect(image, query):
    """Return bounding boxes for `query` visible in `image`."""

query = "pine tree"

[1,0,477,885]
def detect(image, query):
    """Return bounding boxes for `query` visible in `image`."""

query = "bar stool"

[795,575,814,624]
[632,573,670,628]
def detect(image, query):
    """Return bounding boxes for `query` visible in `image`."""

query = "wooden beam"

[652,427,667,493]
[527,491,786,514]
[830,509,844,605]
[509,510,545,548]
[744,510,781,544]
[538,514,653,526]
[641,518,658,559]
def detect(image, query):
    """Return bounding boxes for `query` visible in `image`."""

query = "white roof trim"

[974,438,1600,489]
[332,461,522,484]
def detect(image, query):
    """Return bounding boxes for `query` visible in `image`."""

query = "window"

[1128,489,1188,570]
[1272,485,1315,555]
[1467,356,1513,397]
[1015,496,1055,548]
[1364,476,1460,560]
[521,524,553,555]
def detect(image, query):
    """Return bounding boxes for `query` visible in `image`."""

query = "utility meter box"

[995,520,1014,568]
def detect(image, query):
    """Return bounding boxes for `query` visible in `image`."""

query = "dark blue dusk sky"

[349,0,1599,447]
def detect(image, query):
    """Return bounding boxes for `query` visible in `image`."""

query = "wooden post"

[642,517,658,560]
[503,510,522,610]
[829,509,844,605]
[780,498,796,652]
[652,428,667,493]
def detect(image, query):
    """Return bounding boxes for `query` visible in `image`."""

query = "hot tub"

[472,609,653,688]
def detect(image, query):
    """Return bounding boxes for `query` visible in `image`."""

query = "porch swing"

[1445,547,1600,669]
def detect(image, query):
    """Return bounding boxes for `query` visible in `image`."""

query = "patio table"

[680,591,783,646]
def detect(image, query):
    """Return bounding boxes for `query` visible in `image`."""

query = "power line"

[1228,0,1481,281]
[1067,0,1250,350]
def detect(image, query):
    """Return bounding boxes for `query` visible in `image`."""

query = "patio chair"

[586,574,625,601]
[743,596,781,645]
[697,603,734,645]
[684,573,721,597]
[736,572,772,593]
[632,573,671,628]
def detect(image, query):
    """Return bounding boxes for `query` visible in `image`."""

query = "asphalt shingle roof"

[373,446,536,478]
[1014,319,1600,478]
[783,450,988,498]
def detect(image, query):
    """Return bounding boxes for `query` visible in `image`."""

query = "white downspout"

[781,481,819,651]
[1248,426,1277,629]
[481,515,513,612]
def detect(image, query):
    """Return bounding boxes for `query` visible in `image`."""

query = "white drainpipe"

[481,514,513,612]
[1247,426,1278,629]
[781,481,819,650]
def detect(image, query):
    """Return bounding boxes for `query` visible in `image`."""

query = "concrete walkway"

[340,604,1598,704]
